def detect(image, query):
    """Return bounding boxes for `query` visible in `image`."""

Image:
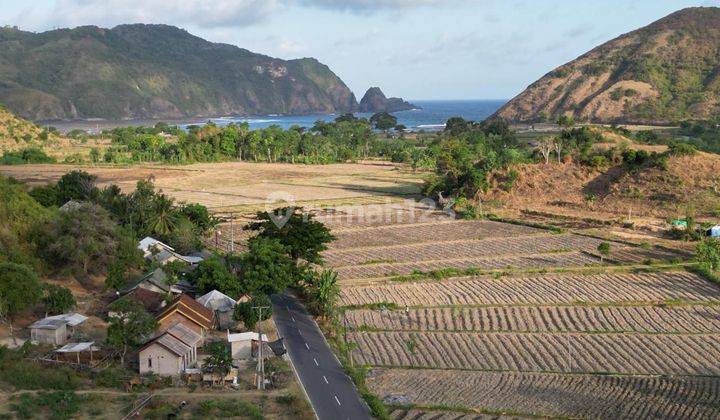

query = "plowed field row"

[336,252,598,281]
[345,305,720,334]
[390,409,508,420]
[350,331,720,375]
[371,369,720,419]
[338,271,720,307]
[318,208,452,229]
[325,233,606,266]
[331,220,544,249]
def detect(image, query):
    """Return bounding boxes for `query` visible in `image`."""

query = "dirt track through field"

[370,369,720,419]
[351,331,720,375]
[345,305,720,333]
[339,271,720,307]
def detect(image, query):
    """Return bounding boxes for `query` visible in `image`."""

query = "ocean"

[46,100,507,133]
[202,99,507,131]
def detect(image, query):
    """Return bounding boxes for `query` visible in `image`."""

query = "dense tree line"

[102,113,410,165]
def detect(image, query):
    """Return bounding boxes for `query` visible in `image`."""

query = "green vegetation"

[0,24,356,120]
[202,342,234,385]
[233,294,273,330]
[106,298,157,366]
[194,399,263,419]
[0,262,43,343]
[10,391,84,420]
[0,148,55,165]
[697,239,720,271]
[41,284,75,316]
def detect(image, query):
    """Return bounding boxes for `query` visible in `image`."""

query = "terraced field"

[331,219,544,249]
[351,331,720,375]
[324,209,719,418]
[345,305,720,333]
[371,369,720,419]
[339,271,720,307]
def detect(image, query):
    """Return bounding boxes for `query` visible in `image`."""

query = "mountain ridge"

[493,7,720,124]
[0,24,358,121]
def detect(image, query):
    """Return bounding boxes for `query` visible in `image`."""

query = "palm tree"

[148,195,178,237]
[314,269,340,319]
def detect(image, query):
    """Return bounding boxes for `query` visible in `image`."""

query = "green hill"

[0,24,357,120]
[494,7,720,124]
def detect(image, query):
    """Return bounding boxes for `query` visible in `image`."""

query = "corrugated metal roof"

[227,331,268,342]
[30,313,88,329]
[196,290,237,312]
[29,318,67,330]
[46,313,88,327]
[55,342,96,353]
[154,333,192,357]
[167,322,201,347]
[156,294,214,329]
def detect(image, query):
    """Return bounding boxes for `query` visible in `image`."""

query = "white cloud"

[23,0,281,30]
[298,0,456,12]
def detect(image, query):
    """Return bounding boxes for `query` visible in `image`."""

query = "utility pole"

[254,305,270,390]
[230,212,235,253]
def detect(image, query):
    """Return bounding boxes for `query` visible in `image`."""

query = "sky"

[0,0,718,100]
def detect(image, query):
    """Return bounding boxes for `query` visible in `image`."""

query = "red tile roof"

[156,294,214,329]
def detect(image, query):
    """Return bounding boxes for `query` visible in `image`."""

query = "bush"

[0,148,55,165]
[667,142,697,156]
[11,391,84,420]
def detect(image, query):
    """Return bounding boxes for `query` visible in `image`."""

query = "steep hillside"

[0,24,357,120]
[485,152,720,221]
[494,7,720,124]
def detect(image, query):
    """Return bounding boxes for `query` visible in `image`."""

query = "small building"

[29,318,67,346]
[156,294,214,342]
[28,313,88,346]
[54,342,99,366]
[227,331,268,361]
[120,268,196,296]
[138,322,201,377]
[196,290,238,329]
[138,237,205,266]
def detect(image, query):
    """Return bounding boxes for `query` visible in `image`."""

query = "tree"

[56,170,98,205]
[369,112,397,132]
[202,342,234,385]
[556,115,575,128]
[597,242,611,263]
[245,207,335,264]
[106,298,157,366]
[238,237,296,295]
[178,203,215,233]
[553,136,566,163]
[233,294,273,330]
[309,269,340,319]
[394,124,407,133]
[40,203,121,276]
[0,263,43,344]
[537,136,554,164]
[42,284,75,316]
[697,239,720,271]
[89,148,100,164]
[191,256,239,297]
[147,194,178,237]
[334,113,357,123]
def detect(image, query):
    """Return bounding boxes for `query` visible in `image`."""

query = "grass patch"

[361,259,397,265]
[10,391,84,420]
[194,399,263,419]
[0,347,79,390]
[486,214,565,233]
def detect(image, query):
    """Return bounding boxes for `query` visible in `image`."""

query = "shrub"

[194,400,263,419]
[667,142,697,156]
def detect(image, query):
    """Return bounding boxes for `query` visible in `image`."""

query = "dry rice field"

[345,305,720,334]
[372,369,720,419]
[323,208,720,418]
[350,331,720,375]
[338,271,720,307]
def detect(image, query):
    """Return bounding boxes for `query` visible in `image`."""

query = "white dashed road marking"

[305,342,310,350]
[334,395,341,406]
[313,358,319,366]
[323,375,328,384]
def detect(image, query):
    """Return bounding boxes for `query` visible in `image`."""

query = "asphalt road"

[271,293,372,420]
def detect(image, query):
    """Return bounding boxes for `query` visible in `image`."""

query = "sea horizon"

[40,99,508,133]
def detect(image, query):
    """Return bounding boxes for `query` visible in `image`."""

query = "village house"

[138,322,201,376]
[227,331,268,361]
[156,294,214,343]
[119,267,196,297]
[196,290,241,329]
[137,236,205,266]
[28,313,88,346]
